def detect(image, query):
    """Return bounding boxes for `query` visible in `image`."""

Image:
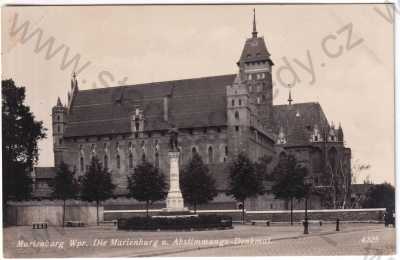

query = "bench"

[303,220,323,226]
[65,221,85,227]
[251,220,271,226]
[32,222,48,229]
[101,220,118,226]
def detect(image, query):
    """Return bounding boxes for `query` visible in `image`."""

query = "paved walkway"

[3,223,395,257]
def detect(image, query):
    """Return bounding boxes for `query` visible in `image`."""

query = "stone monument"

[164,125,188,212]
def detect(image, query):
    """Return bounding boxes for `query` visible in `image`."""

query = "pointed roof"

[252,8,258,38]
[288,90,293,105]
[56,97,62,106]
[237,10,273,65]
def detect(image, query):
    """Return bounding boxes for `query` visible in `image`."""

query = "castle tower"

[226,74,251,157]
[237,9,274,128]
[52,97,67,166]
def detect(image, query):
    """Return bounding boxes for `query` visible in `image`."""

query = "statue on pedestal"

[168,124,179,152]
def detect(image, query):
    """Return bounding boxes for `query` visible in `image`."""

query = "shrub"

[117,214,232,230]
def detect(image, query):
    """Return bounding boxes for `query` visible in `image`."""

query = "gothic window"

[155,152,159,168]
[142,153,146,161]
[328,148,338,172]
[235,111,239,120]
[225,146,228,156]
[262,95,266,102]
[257,97,261,104]
[57,125,60,133]
[311,149,323,173]
[192,147,197,158]
[239,99,242,106]
[80,156,84,172]
[248,74,252,80]
[128,153,133,169]
[57,115,60,121]
[116,154,121,169]
[208,146,213,163]
[235,126,239,132]
[104,154,108,169]
[279,152,287,162]
[232,99,235,106]
[135,118,140,132]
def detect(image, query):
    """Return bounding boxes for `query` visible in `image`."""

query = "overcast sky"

[2,4,395,184]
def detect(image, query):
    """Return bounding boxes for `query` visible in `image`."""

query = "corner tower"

[237,9,274,128]
[52,97,67,166]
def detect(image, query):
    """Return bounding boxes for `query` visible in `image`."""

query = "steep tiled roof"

[34,167,56,179]
[273,102,330,146]
[238,36,272,64]
[64,74,236,137]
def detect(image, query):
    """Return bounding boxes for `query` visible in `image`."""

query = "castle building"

[49,11,351,210]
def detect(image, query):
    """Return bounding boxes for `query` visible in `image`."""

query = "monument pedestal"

[163,151,188,213]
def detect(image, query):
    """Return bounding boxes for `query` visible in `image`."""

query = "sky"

[1,4,395,184]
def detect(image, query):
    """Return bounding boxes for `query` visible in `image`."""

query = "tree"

[351,159,371,184]
[271,155,307,225]
[2,79,46,204]
[180,153,217,213]
[226,152,264,223]
[254,155,274,181]
[51,162,79,227]
[80,157,115,225]
[362,183,395,212]
[127,158,167,217]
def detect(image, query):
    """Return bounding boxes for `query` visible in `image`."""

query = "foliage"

[52,161,79,200]
[180,153,218,212]
[271,154,307,224]
[2,79,46,202]
[254,155,274,181]
[51,161,79,227]
[362,183,395,211]
[226,152,265,222]
[80,157,115,224]
[271,155,307,201]
[127,159,167,216]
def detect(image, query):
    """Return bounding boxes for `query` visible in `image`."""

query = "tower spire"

[252,8,258,38]
[288,88,293,105]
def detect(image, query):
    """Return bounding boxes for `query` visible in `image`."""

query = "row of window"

[78,145,229,172]
[247,73,266,80]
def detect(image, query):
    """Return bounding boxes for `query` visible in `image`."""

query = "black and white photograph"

[1,2,396,258]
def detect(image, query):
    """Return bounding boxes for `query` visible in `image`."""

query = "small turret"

[337,123,344,142]
[52,97,67,166]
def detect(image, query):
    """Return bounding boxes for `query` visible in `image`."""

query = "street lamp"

[304,177,313,235]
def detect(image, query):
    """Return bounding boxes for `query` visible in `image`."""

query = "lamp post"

[304,177,313,235]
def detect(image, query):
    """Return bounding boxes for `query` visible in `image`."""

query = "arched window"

[80,157,84,172]
[225,146,228,156]
[235,111,239,120]
[232,99,235,106]
[208,146,213,163]
[104,154,108,169]
[155,152,159,168]
[192,147,197,158]
[239,99,242,106]
[116,154,120,169]
[128,153,133,169]
[57,125,60,133]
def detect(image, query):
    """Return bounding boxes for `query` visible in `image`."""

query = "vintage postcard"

[1,3,396,258]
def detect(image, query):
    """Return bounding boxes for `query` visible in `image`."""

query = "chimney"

[163,96,169,121]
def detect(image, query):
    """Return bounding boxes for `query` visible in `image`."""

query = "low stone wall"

[104,208,385,222]
[6,200,104,226]
[246,208,385,222]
